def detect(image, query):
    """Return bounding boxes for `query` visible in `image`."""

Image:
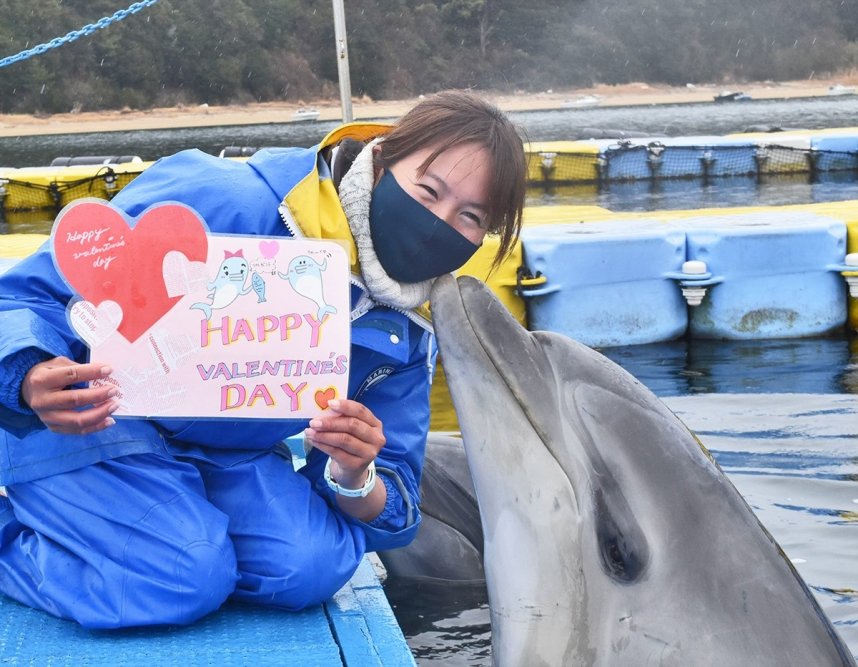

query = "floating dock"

[0,556,415,666]
[527,127,858,185]
[2,127,858,215]
[0,161,151,211]
[457,200,858,349]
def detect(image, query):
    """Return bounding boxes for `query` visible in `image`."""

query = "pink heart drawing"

[259,239,280,259]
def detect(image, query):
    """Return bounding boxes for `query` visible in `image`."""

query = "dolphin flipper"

[190,302,212,320]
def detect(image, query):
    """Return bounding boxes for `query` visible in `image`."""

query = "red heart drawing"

[53,199,209,343]
[314,387,337,410]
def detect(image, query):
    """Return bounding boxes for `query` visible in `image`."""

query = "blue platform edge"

[0,556,414,666]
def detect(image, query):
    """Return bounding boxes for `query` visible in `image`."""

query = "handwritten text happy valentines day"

[52,199,350,420]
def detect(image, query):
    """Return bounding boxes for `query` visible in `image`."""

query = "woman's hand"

[21,357,119,435]
[305,398,388,520]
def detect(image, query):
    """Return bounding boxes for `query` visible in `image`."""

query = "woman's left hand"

[305,398,385,490]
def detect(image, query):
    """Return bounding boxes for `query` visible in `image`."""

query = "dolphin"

[378,434,485,586]
[428,274,855,667]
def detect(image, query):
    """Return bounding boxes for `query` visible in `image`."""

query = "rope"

[0,0,161,69]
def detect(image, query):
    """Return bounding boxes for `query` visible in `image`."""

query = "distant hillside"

[0,0,856,114]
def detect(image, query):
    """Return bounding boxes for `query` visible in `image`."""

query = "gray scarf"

[337,139,434,311]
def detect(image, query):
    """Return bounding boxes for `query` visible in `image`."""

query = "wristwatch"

[324,458,377,498]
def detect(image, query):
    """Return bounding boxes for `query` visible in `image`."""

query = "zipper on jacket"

[278,203,304,240]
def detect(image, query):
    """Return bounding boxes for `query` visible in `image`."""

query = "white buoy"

[680,260,708,306]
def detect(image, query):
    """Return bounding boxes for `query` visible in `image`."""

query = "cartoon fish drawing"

[251,271,266,303]
[191,250,254,320]
[278,254,337,321]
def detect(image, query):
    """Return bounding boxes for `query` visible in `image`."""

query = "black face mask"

[369,171,481,283]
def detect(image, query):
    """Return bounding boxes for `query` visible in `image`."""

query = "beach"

[0,78,854,138]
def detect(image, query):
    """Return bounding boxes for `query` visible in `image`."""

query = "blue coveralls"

[0,135,432,628]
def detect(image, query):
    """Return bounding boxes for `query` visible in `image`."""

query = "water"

[510,95,858,141]
[4,95,858,235]
[2,95,857,663]
[2,94,858,169]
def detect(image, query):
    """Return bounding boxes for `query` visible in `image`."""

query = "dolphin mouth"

[230,274,243,281]
[431,274,556,445]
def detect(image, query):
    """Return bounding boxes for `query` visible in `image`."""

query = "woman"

[0,90,526,628]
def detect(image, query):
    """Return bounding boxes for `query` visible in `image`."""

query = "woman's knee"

[172,538,239,620]
[113,530,238,628]
[233,529,362,610]
[110,493,240,627]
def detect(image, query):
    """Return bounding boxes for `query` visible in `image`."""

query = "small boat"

[827,84,856,96]
[561,95,601,109]
[713,90,752,103]
[293,107,320,122]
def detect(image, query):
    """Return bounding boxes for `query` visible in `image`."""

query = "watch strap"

[324,458,377,498]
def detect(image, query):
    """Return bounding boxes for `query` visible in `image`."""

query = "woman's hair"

[376,90,527,270]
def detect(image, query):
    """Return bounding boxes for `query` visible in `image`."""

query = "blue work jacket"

[0,125,434,551]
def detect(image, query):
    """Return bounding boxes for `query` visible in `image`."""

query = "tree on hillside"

[0,0,855,113]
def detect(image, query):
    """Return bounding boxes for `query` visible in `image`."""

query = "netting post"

[753,147,769,182]
[104,168,118,199]
[0,179,6,224]
[596,154,608,187]
[48,182,62,211]
[538,152,557,186]
[647,143,664,180]
[700,149,715,184]
[806,149,820,183]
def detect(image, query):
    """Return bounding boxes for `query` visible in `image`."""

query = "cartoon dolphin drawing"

[191,249,254,320]
[279,254,337,321]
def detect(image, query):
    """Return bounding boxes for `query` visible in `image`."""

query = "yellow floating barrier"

[847,219,858,330]
[0,162,151,211]
[0,233,49,260]
[525,140,601,184]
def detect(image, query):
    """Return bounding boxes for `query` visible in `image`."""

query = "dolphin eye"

[593,488,648,583]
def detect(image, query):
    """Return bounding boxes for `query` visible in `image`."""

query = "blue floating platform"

[811,134,858,171]
[682,211,848,340]
[0,557,415,666]
[597,136,760,181]
[519,207,853,347]
[520,219,689,347]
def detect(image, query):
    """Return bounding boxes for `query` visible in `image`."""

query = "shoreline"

[0,78,855,138]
